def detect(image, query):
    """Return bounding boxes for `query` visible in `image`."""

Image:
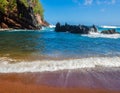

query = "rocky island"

[55,22,120,34]
[55,22,97,34]
[0,0,49,30]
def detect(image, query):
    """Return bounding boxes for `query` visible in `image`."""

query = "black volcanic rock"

[101,29,120,34]
[17,0,40,29]
[55,23,98,34]
[91,25,98,32]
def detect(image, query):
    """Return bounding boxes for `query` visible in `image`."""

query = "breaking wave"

[0,57,120,73]
[100,25,120,29]
[49,25,56,28]
[82,32,120,39]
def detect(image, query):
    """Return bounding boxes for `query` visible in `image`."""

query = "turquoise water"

[0,27,120,59]
[98,26,120,32]
[0,26,120,73]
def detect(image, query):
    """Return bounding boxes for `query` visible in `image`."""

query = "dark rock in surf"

[101,29,120,34]
[55,23,98,34]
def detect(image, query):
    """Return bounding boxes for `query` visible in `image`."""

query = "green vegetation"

[0,0,44,18]
[21,0,44,18]
[0,0,8,13]
[21,0,28,7]
[33,0,44,19]
[8,0,17,10]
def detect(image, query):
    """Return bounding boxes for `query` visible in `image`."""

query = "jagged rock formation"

[0,0,49,30]
[101,29,120,34]
[55,23,98,34]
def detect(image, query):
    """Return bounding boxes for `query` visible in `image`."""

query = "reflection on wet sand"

[0,81,119,93]
[0,68,120,91]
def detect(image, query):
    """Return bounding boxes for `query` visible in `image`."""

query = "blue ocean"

[0,25,120,90]
[0,25,120,72]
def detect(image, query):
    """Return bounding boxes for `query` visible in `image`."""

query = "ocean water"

[0,26,120,73]
[98,25,120,32]
[1,26,120,90]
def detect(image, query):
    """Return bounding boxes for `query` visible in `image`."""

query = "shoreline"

[0,72,120,93]
[0,28,11,31]
[0,28,40,31]
[0,25,51,31]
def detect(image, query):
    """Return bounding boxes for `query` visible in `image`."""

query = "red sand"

[0,80,119,93]
[0,72,120,93]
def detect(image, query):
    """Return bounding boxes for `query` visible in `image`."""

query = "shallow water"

[0,27,120,72]
[0,28,120,60]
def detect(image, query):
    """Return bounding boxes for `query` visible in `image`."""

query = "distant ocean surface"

[0,25,120,73]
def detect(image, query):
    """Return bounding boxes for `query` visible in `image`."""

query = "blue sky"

[40,0,120,25]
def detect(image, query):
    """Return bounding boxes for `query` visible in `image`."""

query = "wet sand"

[0,80,119,93]
[0,68,120,93]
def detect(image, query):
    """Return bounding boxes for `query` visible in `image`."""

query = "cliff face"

[0,0,49,30]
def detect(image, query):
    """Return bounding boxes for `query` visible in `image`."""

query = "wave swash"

[0,57,120,73]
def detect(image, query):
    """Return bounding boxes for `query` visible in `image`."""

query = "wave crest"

[100,25,120,29]
[0,57,120,73]
[82,32,120,39]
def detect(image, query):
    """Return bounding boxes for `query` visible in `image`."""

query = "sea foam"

[82,32,120,39]
[49,25,56,28]
[0,57,120,73]
[100,25,120,29]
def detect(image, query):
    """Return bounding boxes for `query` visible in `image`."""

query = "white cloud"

[84,0,93,5]
[72,0,117,6]
[96,0,116,5]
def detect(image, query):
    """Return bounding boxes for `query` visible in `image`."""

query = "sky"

[40,0,120,25]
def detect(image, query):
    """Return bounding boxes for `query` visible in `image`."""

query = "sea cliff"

[0,0,49,30]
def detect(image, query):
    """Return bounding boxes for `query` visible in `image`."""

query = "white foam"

[83,32,120,39]
[100,25,120,29]
[49,25,56,28]
[0,57,120,73]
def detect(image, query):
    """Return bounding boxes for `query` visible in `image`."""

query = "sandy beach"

[0,80,119,93]
[0,70,120,93]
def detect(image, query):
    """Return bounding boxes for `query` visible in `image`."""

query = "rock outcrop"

[0,0,49,30]
[55,23,98,34]
[101,29,120,34]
